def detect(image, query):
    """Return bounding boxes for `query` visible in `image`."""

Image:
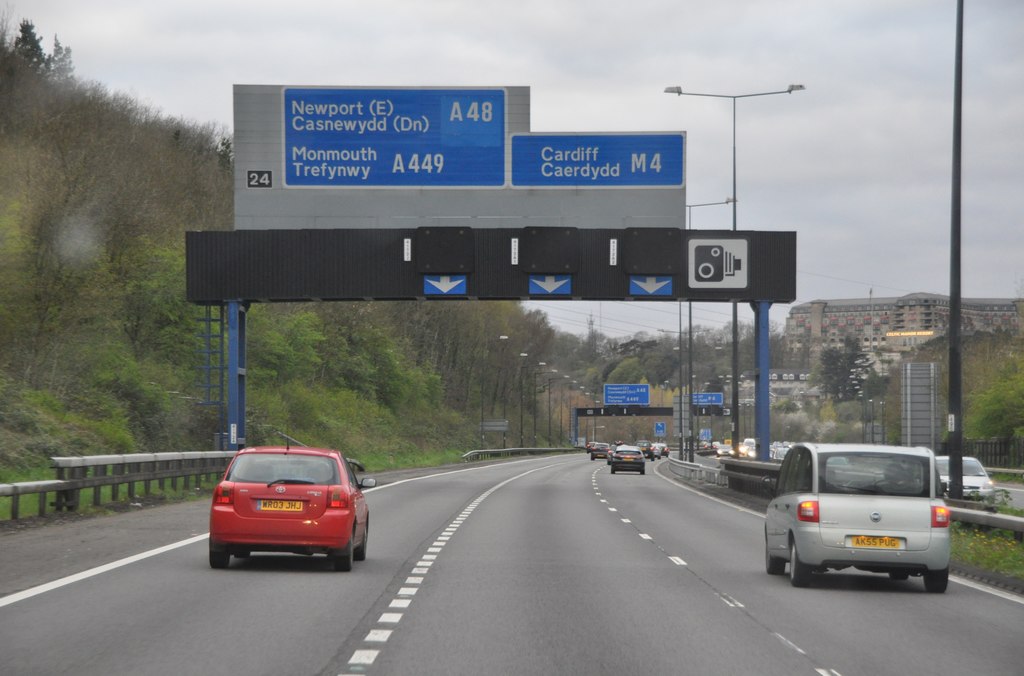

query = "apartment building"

[786,292,1023,361]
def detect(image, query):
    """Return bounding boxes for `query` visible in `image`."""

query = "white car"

[935,456,996,499]
[765,443,951,593]
[738,438,758,459]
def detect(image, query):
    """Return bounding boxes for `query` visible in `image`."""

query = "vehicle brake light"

[931,505,951,528]
[797,500,819,522]
[214,482,234,505]
[329,486,350,509]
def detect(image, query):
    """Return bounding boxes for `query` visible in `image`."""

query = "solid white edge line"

[0,533,209,608]
[1,457,578,609]
[652,462,1024,605]
[951,576,1024,604]
[362,455,574,493]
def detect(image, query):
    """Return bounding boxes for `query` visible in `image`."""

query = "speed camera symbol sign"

[688,239,749,289]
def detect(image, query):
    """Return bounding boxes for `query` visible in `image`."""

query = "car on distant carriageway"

[589,442,612,460]
[209,446,375,571]
[935,455,996,499]
[609,445,646,475]
[764,443,950,593]
[636,440,655,460]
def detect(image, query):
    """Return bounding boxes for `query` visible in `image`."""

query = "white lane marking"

[652,462,764,517]
[652,462,1024,605]
[639,533,653,540]
[608,507,618,512]
[718,593,745,608]
[951,576,1024,604]
[669,556,687,566]
[349,460,571,672]
[0,533,208,609]
[775,633,807,655]
[349,649,379,665]
[411,567,429,574]
[0,458,578,611]
[361,456,568,493]
[621,519,632,523]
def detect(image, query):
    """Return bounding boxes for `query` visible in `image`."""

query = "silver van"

[764,443,951,592]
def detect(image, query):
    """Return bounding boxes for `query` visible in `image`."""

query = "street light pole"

[532,367,557,446]
[518,353,528,447]
[482,334,509,446]
[665,84,805,454]
[685,199,733,461]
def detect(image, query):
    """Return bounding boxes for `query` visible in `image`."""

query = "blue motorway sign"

[654,421,667,437]
[510,133,684,188]
[423,275,467,295]
[629,276,673,296]
[692,392,724,406]
[603,384,651,406]
[529,275,572,295]
[283,88,506,187]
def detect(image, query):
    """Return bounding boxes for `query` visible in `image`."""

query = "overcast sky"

[14,0,1023,338]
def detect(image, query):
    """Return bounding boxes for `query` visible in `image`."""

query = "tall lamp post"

[684,199,733,461]
[518,353,528,447]
[482,334,509,445]
[665,83,805,454]
[532,367,558,445]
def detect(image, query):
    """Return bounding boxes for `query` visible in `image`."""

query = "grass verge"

[951,524,1024,579]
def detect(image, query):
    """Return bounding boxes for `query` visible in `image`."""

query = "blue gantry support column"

[754,301,772,461]
[226,301,248,451]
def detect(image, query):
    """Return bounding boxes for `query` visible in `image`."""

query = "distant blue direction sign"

[529,275,572,295]
[692,392,724,406]
[629,276,673,296]
[603,384,651,406]
[283,87,506,187]
[423,275,467,295]
[511,133,684,188]
[654,421,667,437]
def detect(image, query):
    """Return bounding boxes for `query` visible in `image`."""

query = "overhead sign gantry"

[189,85,795,453]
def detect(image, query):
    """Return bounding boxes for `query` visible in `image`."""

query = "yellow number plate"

[258,499,303,512]
[851,535,901,549]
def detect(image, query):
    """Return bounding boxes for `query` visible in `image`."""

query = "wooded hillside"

[2,18,1020,477]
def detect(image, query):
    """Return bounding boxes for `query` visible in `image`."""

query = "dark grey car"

[609,445,646,475]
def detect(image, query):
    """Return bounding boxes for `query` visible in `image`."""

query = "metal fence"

[944,438,1024,469]
[0,452,234,520]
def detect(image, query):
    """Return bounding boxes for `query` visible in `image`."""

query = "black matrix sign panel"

[187,228,795,304]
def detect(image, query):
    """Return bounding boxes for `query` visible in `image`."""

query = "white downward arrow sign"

[427,276,464,293]
[634,277,670,294]
[534,276,570,293]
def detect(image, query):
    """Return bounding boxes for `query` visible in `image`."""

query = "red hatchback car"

[209,446,375,571]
